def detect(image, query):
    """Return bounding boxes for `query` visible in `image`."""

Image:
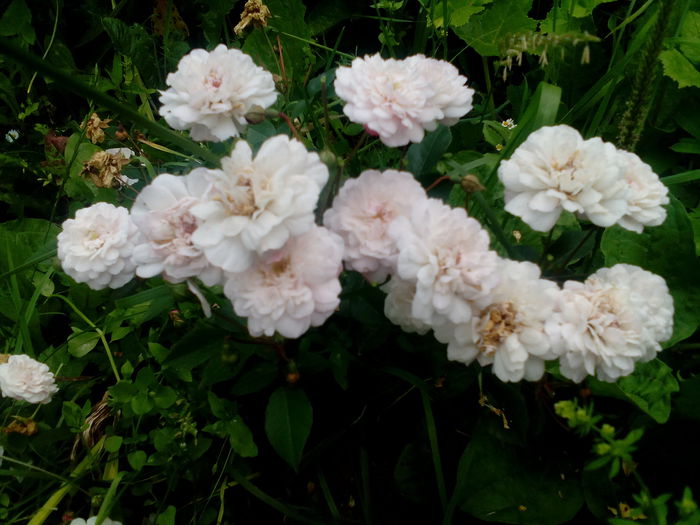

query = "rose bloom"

[159,44,277,141]
[70,518,122,525]
[447,260,560,382]
[0,355,59,404]
[616,150,669,233]
[498,125,629,231]
[58,202,140,290]
[381,276,431,335]
[334,53,473,147]
[131,171,222,286]
[190,135,328,273]
[323,169,427,282]
[224,226,343,338]
[389,198,500,326]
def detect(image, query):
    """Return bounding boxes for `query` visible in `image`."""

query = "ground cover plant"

[0,0,699,523]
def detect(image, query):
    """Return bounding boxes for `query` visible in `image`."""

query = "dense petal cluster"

[159,44,277,141]
[70,518,122,525]
[381,277,431,335]
[323,169,427,282]
[334,53,474,147]
[389,199,500,326]
[616,151,669,233]
[224,226,343,338]
[58,202,140,290]
[551,264,673,382]
[499,125,629,231]
[131,171,222,286]
[191,135,329,273]
[0,355,59,404]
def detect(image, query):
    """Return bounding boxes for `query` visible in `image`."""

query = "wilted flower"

[58,202,140,290]
[389,198,500,326]
[323,169,427,282]
[159,44,277,141]
[0,355,59,404]
[224,226,344,338]
[82,113,111,144]
[131,171,223,285]
[234,0,272,35]
[498,125,629,231]
[334,53,474,147]
[616,151,669,233]
[191,135,328,273]
[80,150,134,188]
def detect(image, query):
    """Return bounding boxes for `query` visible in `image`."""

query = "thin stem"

[278,111,304,142]
[425,175,451,193]
[50,294,121,382]
[471,192,517,258]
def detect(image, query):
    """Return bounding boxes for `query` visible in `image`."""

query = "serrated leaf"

[265,387,313,470]
[616,360,679,424]
[660,48,700,89]
[452,0,537,56]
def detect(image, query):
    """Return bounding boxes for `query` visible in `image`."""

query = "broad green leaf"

[0,0,35,45]
[455,422,583,523]
[156,506,176,525]
[265,387,313,470]
[227,416,258,458]
[67,331,100,358]
[131,393,154,416]
[601,196,700,346]
[306,0,356,35]
[153,386,177,409]
[407,126,452,180]
[660,48,700,89]
[104,436,123,453]
[127,450,147,471]
[452,0,536,56]
[425,0,492,28]
[570,0,617,18]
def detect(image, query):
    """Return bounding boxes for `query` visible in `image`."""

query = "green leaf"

[67,331,100,358]
[156,506,177,525]
[616,360,679,424]
[153,386,177,409]
[660,48,700,89]
[406,126,452,180]
[570,0,617,18]
[265,387,313,470]
[128,450,147,471]
[131,393,154,416]
[62,401,86,432]
[455,423,583,524]
[0,0,35,45]
[102,17,158,87]
[601,196,700,346]
[227,416,258,458]
[452,0,537,56]
[104,436,123,453]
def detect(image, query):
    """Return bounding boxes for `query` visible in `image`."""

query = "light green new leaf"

[265,387,313,470]
[452,0,536,56]
[659,48,700,88]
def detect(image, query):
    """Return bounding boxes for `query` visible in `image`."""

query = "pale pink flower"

[324,169,427,282]
[381,277,431,335]
[0,355,58,404]
[191,135,328,273]
[159,44,277,141]
[616,151,669,233]
[224,226,343,338]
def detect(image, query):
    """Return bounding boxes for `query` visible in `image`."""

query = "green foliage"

[265,387,313,471]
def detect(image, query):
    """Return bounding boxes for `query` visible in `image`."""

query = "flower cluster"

[334,54,474,147]
[0,354,59,404]
[498,125,669,232]
[59,135,341,339]
[70,517,122,525]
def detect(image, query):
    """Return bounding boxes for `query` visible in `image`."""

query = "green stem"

[0,39,220,166]
[471,192,517,259]
[50,294,121,382]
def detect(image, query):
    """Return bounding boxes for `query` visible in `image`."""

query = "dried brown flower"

[82,113,112,144]
[234,0,271,36]
[80,150,132,188]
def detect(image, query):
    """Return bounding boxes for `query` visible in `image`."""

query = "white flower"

[70,518,122,525]
[334,54,473,147]
[549,264,672,383]
[159,44,277,141]
[435,261,559,382]
[381,277,431,335]
[5,129,19,143]
[131,171,222,286]
[585,264,673,360]
[191,135,328,273]
[0,355,59,404]
[389,198,500,326]
[498,125,629,231]
[616,151,669,233]
[224,226,343,338]
[58,202,140,290]
[323,169,427,282]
